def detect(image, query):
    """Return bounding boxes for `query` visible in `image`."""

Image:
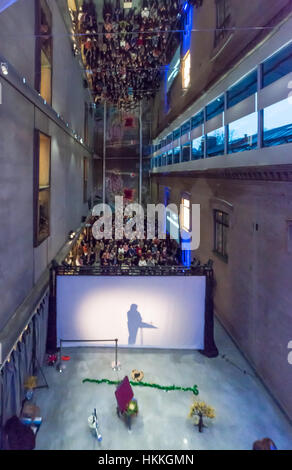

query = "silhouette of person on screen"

[127,304,142,345]
[127,304,157,345]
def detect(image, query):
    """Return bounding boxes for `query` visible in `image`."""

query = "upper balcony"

[150,22,292,175]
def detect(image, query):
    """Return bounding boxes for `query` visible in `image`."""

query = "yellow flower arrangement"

[24,376,38,390]
[189,400,215,420]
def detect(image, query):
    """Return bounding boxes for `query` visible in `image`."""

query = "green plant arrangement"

[82,378,199,396]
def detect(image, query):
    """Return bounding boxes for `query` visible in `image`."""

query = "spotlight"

[22,77,26,84]
[68,230,76,240]
[0,62,8,75]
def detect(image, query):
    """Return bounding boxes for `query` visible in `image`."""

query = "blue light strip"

[182,5,193,57]
[183,2,189,12]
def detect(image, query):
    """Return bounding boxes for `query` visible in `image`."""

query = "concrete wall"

[0,0,95,330]
[152,0,292,137]
[151,171,292,419]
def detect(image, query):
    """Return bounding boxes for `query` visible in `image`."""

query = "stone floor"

[34,320,292,450]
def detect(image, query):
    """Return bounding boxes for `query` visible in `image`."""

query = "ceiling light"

[1,62,8,75]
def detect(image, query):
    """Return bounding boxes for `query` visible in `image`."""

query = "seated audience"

[66,212,181,269]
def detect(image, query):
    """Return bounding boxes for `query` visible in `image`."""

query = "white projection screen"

[57,276,206,349]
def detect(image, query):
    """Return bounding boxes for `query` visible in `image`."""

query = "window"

[182,142,191,161]
[263,98,292,147]
[167,133,173,145]
[262,42,292,88]
[173,146,181,164]
[192,136,205,160]
[191,110,204,129]
[206,95,224,120]
[173,128,181,140]
[228,112,258,153]
[34,131,51,246]
[181,120,191,136]
[167,150,173,165]
[35,0,52,104]
[206,127,225,157]
[214,0,230,48]
[182,50,191,89]
[214,210,229,260]
[161,153,167,166]
[83,157,88,203]
[181,197,191,232]
[227,70,258,108]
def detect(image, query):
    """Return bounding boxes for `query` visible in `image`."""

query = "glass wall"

[227,69,257,108]
[206,95,224,120]
[167,150,173,165]
[263,98,292,147]
[262,42,292,88]
[191,110,204,129]
[173,146,181,163]
[151,41,292,169]
[173,128,180,140]
[206,127,225,157]
[182,142,191,161]
[191,136,204,159]
[228,112,258,153]
[181,120,191,136]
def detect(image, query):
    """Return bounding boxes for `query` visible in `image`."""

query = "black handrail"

[56,264,212,277]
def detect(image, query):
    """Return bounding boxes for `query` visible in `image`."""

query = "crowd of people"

[64,213,180,268]
[72,0,182,109]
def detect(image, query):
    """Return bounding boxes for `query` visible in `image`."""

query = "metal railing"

[56,264,210,277]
